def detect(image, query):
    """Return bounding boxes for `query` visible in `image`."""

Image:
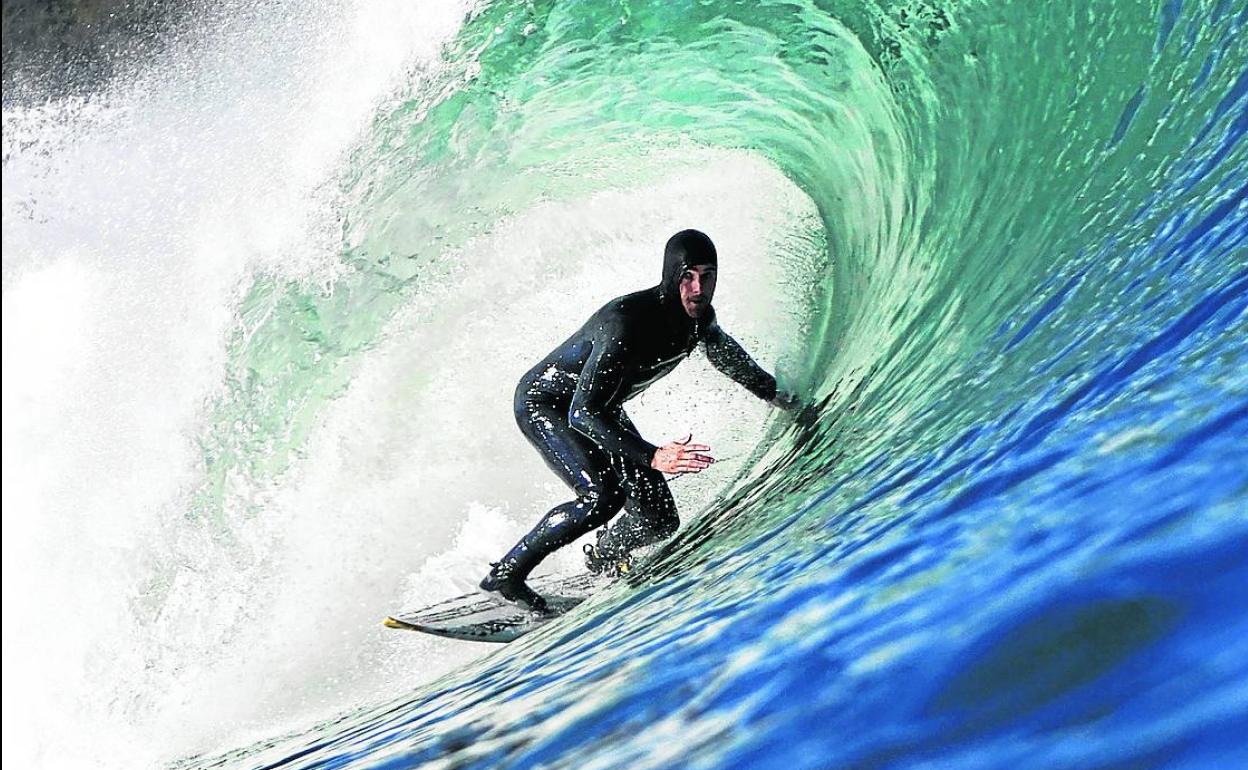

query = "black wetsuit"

[485,230,777,603]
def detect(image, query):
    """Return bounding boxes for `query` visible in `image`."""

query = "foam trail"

[2,1,471,766]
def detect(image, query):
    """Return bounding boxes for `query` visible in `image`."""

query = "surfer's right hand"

[651,434,714,474]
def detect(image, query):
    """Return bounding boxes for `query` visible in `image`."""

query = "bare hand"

[650,434,715,474]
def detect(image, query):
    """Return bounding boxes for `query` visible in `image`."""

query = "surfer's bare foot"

[479,563,549,613]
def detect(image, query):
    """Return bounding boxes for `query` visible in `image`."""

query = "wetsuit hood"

[659,229,718,318]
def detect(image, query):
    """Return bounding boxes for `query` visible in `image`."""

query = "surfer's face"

[679,264,716,318]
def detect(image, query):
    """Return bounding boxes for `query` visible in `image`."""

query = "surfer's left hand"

[770,390,801,411]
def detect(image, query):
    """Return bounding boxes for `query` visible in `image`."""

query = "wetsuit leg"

[496,397,628,580]
[593,463,679,562]
[592,411,679,562]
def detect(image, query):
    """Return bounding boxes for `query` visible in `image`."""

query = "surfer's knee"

[577,478,627,522]
[513,390,545,435]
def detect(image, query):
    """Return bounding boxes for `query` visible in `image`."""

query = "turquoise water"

[3,1,1245,768]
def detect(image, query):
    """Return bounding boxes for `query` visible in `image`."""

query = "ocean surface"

[2,1,1246,769]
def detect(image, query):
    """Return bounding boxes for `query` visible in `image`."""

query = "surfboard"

[383,572,606,643]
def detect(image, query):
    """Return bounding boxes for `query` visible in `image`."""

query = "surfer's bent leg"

[490,397,628,584]
[592,461,679,564]
[586,408,679,568]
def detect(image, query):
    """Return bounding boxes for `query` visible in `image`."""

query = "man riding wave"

[480,229,794,612]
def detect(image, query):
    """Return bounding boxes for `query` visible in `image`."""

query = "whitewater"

[2,1,1245,768]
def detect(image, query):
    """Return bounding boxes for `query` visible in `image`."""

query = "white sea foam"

[2,1,473,767]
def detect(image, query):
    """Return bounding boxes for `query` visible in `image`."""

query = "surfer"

[480,229,795,612]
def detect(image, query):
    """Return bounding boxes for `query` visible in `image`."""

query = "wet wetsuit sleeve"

[569,318,659,467]
[704,322,778,401]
